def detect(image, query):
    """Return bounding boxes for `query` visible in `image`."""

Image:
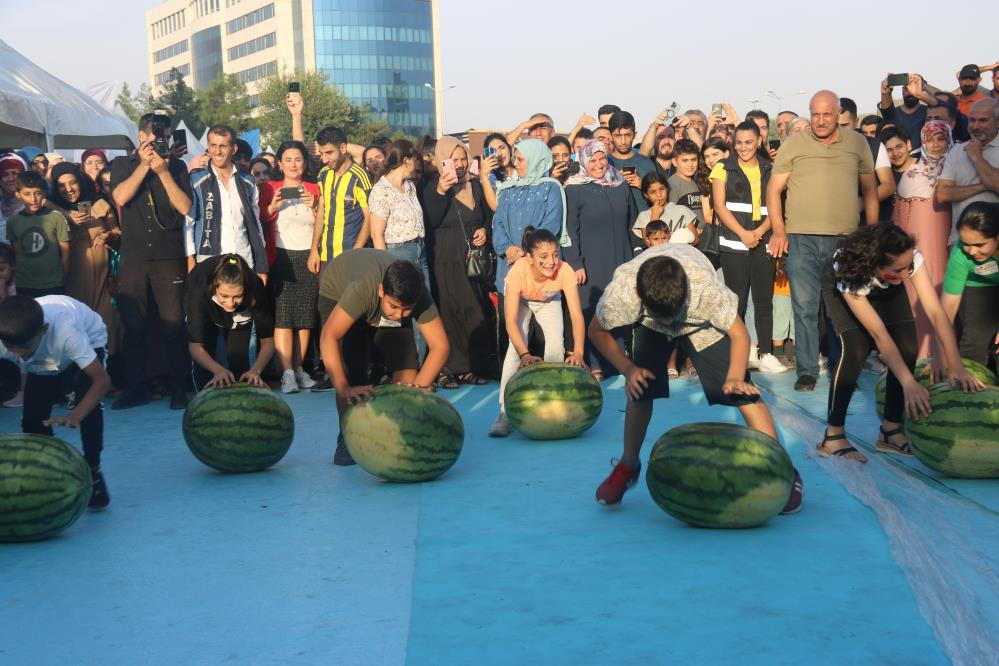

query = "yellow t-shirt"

[708,162,762,221]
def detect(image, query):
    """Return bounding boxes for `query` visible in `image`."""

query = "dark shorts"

[318,295,419,385]
[631,325,758,407]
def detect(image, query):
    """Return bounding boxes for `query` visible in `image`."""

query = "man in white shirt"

[938,98,999,242]
[185,125,268,281]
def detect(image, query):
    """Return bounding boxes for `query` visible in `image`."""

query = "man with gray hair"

[777,111,799,139]
[766,90,879,391]
[938,97,999,243]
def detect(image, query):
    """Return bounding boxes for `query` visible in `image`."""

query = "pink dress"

[892,167,951,359]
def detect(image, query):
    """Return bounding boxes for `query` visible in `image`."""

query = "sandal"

[436,374,460,390]
[667,368,680,380]
[457,372,488,386]
[876,426,913,457]
[816,432,867,463]
[591,370,605,382]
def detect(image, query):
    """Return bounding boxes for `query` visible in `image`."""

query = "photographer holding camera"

[109,111,194,410]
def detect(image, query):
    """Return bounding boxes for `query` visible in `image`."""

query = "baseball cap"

[959,64,981,80]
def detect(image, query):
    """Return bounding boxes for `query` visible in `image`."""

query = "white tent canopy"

[0,40,136,150]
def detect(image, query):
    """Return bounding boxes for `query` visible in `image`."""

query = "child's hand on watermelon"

[949,367,987,394]
[903,380,933,419]
[345,385,375,404]
[565,351,588,369]
[240,370,266,388]
[519,354,544,368]
[206,368,236,388]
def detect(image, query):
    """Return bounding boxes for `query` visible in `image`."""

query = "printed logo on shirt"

[377,316,402,328]
[20,227,49,257]
[974,261,998,276]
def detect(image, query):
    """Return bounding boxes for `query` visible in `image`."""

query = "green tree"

[115,82,155,123]
[154,68,204,136]
[255,69,391,147]
[198,73,251,133]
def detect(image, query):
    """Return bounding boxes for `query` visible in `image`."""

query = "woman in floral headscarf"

[891,119,953,359]
[80,149,109,194]
[0,152,27,224]
[563,139,636,378]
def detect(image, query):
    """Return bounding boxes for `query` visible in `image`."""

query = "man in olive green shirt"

[765,90,879,390]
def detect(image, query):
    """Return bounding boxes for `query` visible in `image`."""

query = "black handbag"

[455,202,496,286]
[697,219,720,256]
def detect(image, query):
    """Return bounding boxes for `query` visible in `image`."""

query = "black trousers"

[22,350,105,468]
[115,257,189,392]
[720,246,776,354]
[192,325,252,390]
[16,286,63,298]
[957,285,999,369]
[827,322,917,427]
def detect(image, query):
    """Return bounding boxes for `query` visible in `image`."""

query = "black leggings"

[957,285,999,368]
[192,326,252,390]
[720,246,776,354]
[22,350,105,468]
[827,322,917,427]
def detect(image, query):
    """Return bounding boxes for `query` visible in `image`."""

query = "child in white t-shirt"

[0,295,112,509]
[632,172,699,252]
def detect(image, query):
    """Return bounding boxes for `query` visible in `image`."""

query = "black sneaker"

[169,389,189,410]
[89,467,110,510]
[780,469,803,515]
[333,433,355,466]
[311,377,335,392]
[794,375,816,391]
[111,389,150,410]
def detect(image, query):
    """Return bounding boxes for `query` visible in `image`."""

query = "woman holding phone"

[479,133,517,211]
[48,163,119,337]
[259,140,321,394]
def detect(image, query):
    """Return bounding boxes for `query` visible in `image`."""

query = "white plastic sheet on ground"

[763,390,999,666]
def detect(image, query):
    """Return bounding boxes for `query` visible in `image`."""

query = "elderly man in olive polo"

[765,90,879,392]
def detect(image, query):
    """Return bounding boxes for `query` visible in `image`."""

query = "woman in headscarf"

[0,152,27,223]
[80,149,109,193]
[421,136,494,388]
[891,119,953,359]
[48,162,119,339]
[563,139,636,378]
[491,139,566,364]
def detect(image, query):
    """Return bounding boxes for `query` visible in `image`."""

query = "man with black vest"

[185,124,268,281]
[110,111,194,410]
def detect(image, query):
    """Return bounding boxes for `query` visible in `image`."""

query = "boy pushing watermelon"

[588,244,803,513]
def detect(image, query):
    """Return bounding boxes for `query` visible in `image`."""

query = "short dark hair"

[597,104,621,117]
[734,120,761,137]
[640,171,669,196]
[316,126,348,147]
[607,111,636,133]
[382,260,423,305]
[576,127,594,140]
[249,157,271,174]
[839,97,858,118]
[547,136,571,152]
[935,91,959,108]
[138,111,171,134]
[860,115,881,128]
[16,171,46,191]
[0,242,15,266]
[0,296,45,346]
[929,103,956,121]
[745,109,770,123]
[207,124,237,144]
[644,219,668,237]
[673,139,699,158]
[234,139,252,160]
[879,126,910,145]
[636,256,688,319]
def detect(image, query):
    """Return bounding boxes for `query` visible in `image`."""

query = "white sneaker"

[862,352,885,375]
[489,412,512,437]
[747,346,760,370]
[295,367,316,389]
[757,353,791,374]
[818,354,829,374]
[281,369,300,394]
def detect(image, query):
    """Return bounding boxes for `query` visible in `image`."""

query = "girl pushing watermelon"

[490,226,588,437]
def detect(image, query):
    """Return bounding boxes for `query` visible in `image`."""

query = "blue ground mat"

[1,373,993,665]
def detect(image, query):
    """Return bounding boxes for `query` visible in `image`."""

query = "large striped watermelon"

[504,363,602,440]
[875,357,996,419]
[645,423,793,529]
[342,385,463,482]
[0,433,92,542]
[904,383,999,478]
[182,384,295,473]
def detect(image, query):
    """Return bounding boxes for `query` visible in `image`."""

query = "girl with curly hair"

[817,223,985,463]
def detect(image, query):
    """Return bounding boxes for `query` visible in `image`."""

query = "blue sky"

[3,0,997,134]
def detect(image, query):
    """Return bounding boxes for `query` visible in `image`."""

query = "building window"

[227,32,276,61]
[194,0,220,18]
[226,3,274,35]
[248,94,260,109]
[192,26,223,90]
[151,9,186,40]
[153,40,189,63]
[155,63,191,86]
[234,61,277,84]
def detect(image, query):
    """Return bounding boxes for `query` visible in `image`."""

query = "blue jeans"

[786,234,840,377]
[386,241,431,361]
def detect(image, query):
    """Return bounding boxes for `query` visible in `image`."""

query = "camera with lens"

[150,110,172,157]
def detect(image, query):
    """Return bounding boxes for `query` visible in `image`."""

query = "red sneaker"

[596,459,641,505]
[780,469,804,515]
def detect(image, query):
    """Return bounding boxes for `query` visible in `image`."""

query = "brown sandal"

[436,374,460,390]
[876,426,913,456]
[816,432,867,463]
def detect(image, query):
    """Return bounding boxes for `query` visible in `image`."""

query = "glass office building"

[312,1,436,137]
[147,0,441,138]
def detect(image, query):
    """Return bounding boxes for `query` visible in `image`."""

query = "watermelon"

[645,423,794,529]
[183,384,295,473]
[342,385,463,482]
[503,362,603,440]
[875,357,996,419]
[904,383,999,478]
[0,433,92,542]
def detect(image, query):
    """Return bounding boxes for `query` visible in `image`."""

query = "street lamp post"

[425,83,456,137]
